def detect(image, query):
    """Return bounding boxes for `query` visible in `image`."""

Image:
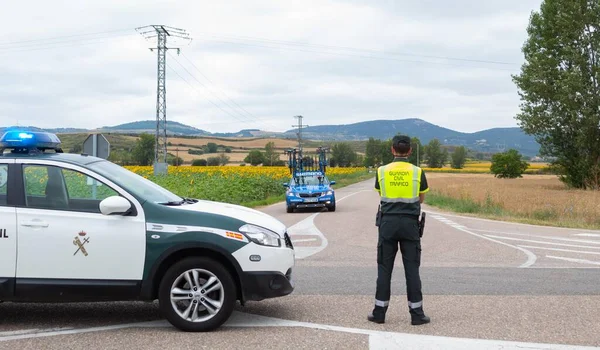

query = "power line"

[0,32,136,51]
[0,34,136,55]
[0,28,135,46]
[199,38,518,72]
[168,52,280,131]
[178,51,281,130]
[193,31,519,66]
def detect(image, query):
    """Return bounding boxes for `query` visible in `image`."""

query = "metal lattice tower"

[136,25,191,175]
[292,115,308,158]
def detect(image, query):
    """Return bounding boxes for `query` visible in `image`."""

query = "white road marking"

[470,229,600,245]
[483,234,600,250]
[0,328,74,336]
[546,256,600,266]
[0,321,164,342]
[288,190,371,259]
[3,311,594,349]
[430,215,537,268]
[423,208,600,233]
[517,245,600,256]
[574,233,600,238]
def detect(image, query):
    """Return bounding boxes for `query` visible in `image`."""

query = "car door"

[14,159,146,299]
[0,160,17,298]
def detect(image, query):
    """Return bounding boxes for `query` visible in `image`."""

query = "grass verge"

[424,191,600,230]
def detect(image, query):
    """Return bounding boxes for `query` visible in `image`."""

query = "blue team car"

[284,171,336,213]
[282,147,336,213]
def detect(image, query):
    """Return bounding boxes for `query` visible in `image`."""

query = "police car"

[0,130,295,332]
[284,171,336,213]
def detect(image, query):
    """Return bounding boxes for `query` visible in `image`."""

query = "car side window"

[0,164,8,206]
[23,164,119,213]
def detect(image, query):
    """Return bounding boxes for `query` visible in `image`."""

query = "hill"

[0,118,541,156]
[282,118,540,156]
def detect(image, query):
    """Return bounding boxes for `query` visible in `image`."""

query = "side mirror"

[99,196,132,215]
[330,181,336,185]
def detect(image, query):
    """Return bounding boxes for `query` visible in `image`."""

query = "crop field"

[425,173,600,229]
[421,161,550,174]
[125,166,371,206]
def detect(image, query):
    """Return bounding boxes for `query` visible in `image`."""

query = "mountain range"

[0,118,541,156]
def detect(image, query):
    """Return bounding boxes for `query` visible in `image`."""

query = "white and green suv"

[0,130,295,332]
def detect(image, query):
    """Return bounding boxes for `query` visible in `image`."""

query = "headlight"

[326,190,333,195]
[239,224,281,247]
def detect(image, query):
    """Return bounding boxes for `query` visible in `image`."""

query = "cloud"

[0,0,542,133]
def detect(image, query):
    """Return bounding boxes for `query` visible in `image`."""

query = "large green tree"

[512,0,600,189]
[451,146,468,169]
[263,141,280,166]
[490,149,529,179]
[331,142,358,167]
[132,133,155,166]
[424,139,447,168]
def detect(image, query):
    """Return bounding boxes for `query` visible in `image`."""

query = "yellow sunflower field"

[124,166,368,206]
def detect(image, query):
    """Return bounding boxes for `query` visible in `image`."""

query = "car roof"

[0,151,105,167]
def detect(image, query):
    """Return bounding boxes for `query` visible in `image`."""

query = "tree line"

[363,136,469,169]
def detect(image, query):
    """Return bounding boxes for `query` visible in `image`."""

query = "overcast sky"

[1,0,543,134]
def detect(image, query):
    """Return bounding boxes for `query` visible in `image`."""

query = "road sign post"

[83,133,111,199]
[83,133,110,160]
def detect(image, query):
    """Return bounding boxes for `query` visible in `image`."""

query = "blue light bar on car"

[0,130,62,150]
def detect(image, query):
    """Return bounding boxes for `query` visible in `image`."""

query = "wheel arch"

[140,243,246,305]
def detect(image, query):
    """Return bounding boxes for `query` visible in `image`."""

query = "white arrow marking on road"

[287,190,370,260]
[483,234,600,250]
[430,215,537,268]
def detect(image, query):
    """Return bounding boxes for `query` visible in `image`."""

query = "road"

[2,179,600,349]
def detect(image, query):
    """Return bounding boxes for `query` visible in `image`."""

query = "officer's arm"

[419,170,429,203]
[374,170,381,194]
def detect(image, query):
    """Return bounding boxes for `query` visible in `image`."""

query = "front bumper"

[288,194,334,209]
[241,268,294,301]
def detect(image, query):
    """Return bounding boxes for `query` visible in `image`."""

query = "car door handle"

[21,220,49,228]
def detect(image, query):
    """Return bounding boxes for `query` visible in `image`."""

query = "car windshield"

[88,160,183,204]
[293,175,327,186]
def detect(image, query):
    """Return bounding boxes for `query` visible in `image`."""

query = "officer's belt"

[380,196,419,203]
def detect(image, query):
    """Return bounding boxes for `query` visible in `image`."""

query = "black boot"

[367,306,387,324]
[409,307,430,325]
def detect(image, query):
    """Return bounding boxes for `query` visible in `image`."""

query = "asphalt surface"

[2,178,600,349]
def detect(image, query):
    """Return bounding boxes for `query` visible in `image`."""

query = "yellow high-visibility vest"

[377,161,422,204]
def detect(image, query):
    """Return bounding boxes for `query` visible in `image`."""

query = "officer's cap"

[392,135,411,147]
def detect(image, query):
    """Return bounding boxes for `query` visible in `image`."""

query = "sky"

[0,0,543,134]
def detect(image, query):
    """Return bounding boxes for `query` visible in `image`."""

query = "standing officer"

[368,134,430,326]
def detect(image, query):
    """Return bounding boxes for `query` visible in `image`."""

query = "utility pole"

[292,115,308,158]
[136,25,191,175]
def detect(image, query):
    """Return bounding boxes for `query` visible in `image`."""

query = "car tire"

[158,256,236,332]
[287,205,293,213]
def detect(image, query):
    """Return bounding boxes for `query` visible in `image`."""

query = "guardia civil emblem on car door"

[73,231,90,256]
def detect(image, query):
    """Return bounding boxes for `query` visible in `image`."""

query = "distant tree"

[380,139,394,165]
[263,142,280,166]
[451,146,468,169]
[169,155,184,166]
[132,133,155,166]
[205,142,218,153]
[225,147,232,153]
[206,157,220,166]
[191,159,207,166]
[408,137,422,166]
[217,153,230,166]
[511,0,600,189]
[490,149,529,178]
[424,139,447,168]
[364,137,383,167]
[244,150,264,166]
[331,142,357,167]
